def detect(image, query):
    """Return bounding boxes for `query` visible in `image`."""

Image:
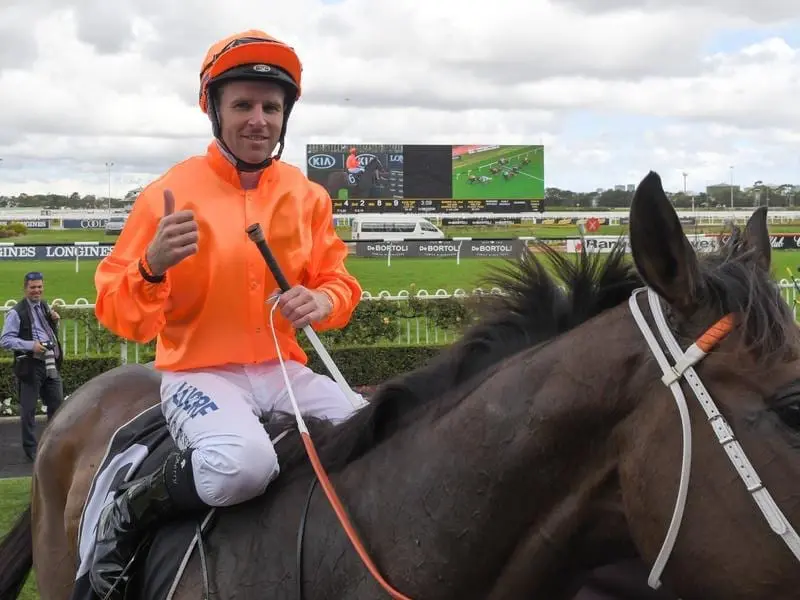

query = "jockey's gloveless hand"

[271,285,333,328]
[145,189,199,276]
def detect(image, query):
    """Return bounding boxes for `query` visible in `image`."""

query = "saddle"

[70,404,295,600]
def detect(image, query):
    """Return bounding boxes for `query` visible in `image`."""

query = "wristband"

[138,256,165,283]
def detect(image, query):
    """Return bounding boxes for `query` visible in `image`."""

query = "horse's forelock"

[697,235,800,367]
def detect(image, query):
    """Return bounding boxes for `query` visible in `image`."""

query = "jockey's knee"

[191,434,279,507]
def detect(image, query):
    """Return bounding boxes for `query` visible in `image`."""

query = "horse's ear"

[742,206,771,271]
[629,171,703,314]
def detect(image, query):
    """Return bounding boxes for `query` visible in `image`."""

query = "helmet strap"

[273,98,295,160]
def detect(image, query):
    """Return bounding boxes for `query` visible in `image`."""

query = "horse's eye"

[770,383,800,431]
[774,402,800,430]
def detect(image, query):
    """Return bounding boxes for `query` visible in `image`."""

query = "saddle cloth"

[70,404,216,600]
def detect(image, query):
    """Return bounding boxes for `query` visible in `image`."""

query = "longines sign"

[0,243,114,260]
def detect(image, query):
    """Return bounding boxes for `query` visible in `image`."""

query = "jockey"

[346,146,363,174]
[90,30,363,599]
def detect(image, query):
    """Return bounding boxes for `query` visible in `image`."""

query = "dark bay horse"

[2,171,800,599]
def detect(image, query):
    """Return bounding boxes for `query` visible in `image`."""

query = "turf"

[0,477,37,599]
[0,256,508,305]
[2,251,800,308]
[9,223,800,245]
[3,226,800,306]
[5,230,118,244]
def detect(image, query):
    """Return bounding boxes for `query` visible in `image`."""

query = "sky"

[0,0,798,198]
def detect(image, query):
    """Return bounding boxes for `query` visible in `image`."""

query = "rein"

[248,224,413,599]
[267,293,413,599]
[630,287,800,589]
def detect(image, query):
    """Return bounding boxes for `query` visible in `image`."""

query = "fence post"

[120,340,128,365]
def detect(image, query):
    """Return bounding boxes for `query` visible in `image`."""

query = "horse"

[1,170,800,599]
[324,156,384,200]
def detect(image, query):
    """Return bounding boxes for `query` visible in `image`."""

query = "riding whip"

[245,223,366,409]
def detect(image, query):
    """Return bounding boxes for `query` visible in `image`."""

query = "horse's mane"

[273,239,640,476]
[273,229,799,478]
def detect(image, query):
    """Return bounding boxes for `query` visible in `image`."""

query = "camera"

[41,341,58,379]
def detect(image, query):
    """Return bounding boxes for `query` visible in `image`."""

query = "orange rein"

[299,432,413,599]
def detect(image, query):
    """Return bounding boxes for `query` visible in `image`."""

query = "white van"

[104,216,127,235]
[351,215,445,241]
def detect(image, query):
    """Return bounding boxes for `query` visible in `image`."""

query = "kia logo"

[308,154,336,169]
[357,153,376,167]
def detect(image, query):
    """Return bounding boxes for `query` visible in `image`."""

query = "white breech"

[160,360,360,507]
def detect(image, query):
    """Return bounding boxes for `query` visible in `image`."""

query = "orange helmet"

[198,30,303,169]
[199,30,302,114]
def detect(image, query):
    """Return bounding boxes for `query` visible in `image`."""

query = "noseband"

[629,287,800,589]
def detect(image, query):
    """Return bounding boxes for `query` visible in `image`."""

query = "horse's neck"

[332,308,644,598]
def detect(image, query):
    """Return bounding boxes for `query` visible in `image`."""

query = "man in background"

[0,271,64,461]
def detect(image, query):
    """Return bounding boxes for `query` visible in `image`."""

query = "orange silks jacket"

[94,142,362,372]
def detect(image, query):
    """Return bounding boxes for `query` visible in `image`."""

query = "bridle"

[629,287,800,590]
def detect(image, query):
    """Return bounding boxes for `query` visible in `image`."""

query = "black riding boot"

[89,448,207,600]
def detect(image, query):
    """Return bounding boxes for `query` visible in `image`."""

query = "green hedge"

[0,222,27,238]
[0,345,445,417]
[23,294,478,356]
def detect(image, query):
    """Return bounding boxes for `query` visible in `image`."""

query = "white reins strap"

[629,287,800,590]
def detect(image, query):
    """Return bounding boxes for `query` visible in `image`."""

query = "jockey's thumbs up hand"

[163,189,175,216]
[145,189,198,277]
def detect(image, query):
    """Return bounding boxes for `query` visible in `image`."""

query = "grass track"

[10,223,800,245]
[3,226,800,306]
[3,253,800,308]
[0,257,508,305]
[0,477,37,599]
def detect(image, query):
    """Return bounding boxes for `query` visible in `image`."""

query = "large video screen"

[305,143,544,214]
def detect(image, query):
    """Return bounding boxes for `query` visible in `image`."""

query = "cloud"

[0,5,42,71]
[550,0,800,23]
[73,0,137,54]
[0,0,798,197]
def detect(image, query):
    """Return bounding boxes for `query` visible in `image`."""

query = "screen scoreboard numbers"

[330,198,541,214]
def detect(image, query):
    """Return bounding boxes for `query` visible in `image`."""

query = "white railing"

[1,288,507,309]
[4,282,800,363]
[0,289,505,362]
